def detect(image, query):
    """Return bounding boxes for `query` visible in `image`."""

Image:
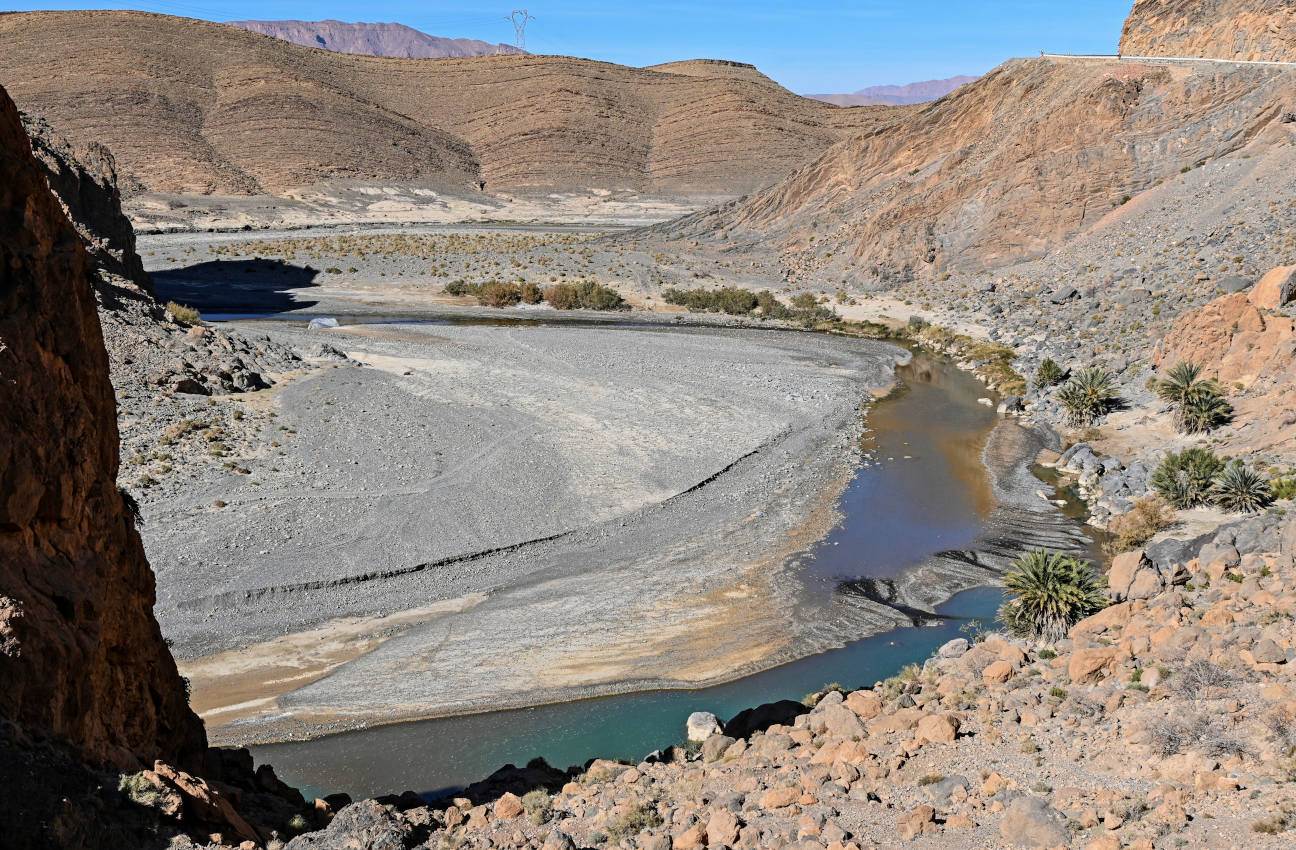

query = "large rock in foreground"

[0,83,204,769]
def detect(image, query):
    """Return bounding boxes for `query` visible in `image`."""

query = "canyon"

[4,0,1296,848]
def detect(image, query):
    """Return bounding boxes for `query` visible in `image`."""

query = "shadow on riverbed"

[152,259,321,313]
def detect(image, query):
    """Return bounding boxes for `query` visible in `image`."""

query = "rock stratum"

[0,84,204,768]
[1120,0,1296,61]
[228,19,523,58]
[0,11,894,197]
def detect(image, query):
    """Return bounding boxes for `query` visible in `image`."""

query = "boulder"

[725,699,808,739]
[686,711,723,743]
[706,808,741,846]
[758,787,800,810]
[808,703,866,738]
[493,792,524,820]
[1069,646,1122,684]
[998,796,1069,848]
[701,734,736,763]
[1251,638,1287,665]
[915,713,960,745]
[983,660,1016,684]
[937,638,970,659]
[1049,287,1078,304]
[1249,265,1296,310]
[897,805,938,840]
[844,690,884,720]
[285,799,409,850]
[1216,275,1252,294]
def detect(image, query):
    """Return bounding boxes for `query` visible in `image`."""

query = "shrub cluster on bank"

[444,280,627,311]
[662,286,838,326]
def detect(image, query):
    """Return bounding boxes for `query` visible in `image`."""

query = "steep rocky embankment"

[0,11,896,197]
[1120,0,1296,61]
[659,56,1294,282]
[0,78,205,828]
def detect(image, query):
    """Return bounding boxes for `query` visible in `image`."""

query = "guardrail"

[1039,52,1296,68]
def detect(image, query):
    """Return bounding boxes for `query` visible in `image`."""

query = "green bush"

[604,802,662,840]
[1034,358,1066,389]
[663,285,758,314]
[999,549,1108,643]
[444,279,481,296]
[1211,461,1273,514]
[1151,448,1225,508]
[1271,477,1296,501]
[1055,366,1118,427]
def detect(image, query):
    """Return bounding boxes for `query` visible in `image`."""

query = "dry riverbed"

[142,317,911,744]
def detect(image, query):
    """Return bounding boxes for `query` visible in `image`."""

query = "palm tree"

[1211,461,1273,514]
[999,550,1108,643]
[1055,366,1118,427]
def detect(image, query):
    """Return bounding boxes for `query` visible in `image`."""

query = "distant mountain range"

[807,75,979,107]
[227,19,524,58]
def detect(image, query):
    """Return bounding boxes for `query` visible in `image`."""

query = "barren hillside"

[1120,0,1296,60]
[0,11,896,197]
[228,19,522,58]
[660,56,1296,280]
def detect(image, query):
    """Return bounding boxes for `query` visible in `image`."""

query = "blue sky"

[16,1,1134,92]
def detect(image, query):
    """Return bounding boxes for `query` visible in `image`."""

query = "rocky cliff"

[21,112,150,291]
[0,83,204,768]
[1120,0,1296,61]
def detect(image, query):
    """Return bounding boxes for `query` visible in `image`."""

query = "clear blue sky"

[15,2,1134,92]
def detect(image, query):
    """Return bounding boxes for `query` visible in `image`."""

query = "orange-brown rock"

[1069,646,1124,684]
[0,83,204,768]
[1154,288,1296,452]
[1120,0,1296,62]
[0,11,897,197]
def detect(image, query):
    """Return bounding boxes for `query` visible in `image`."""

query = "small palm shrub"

[1154,361,1205,407]
[1155,361,1232,433]
[1034,358,1065,389]
[999,549,1108,643]
[1211,461,1273,514]
[1055,367,1118,427]
[1179,386,1233,433]
[1151,448,1225,508]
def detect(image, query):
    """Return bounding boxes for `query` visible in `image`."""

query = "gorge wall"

[1121,0,1296,61]
[0,83,204,770]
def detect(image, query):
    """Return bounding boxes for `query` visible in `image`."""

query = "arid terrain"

[228,19,523,58]
[6,0,1296,849]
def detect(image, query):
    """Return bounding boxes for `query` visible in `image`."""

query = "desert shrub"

[1212,461,1274,514]
[521,789,552,825]
[1151,448,1225,509]
[1271,477,1296,501]
[1154,361,1205,407]
[1147,711,1212,756]
[543,282,627,311]
[1034,357,1066,389]
[999,549,1108,643]
[790,292,820,310]
[477,282,522,307]
[1171,660,1239,699]
[1104,496,1175,554]
[1055,366,1118,427]
[520,281,543,304]
[663,285,758,314]
[443,279,480,296]
[1253,814,1290,834]
[604,801,662,840]
[166,301,200,325]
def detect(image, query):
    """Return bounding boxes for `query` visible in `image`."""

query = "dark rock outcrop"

[0,82,204,770]
[21,112,151,291]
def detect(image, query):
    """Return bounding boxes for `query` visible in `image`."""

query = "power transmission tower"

[507,9,534,52]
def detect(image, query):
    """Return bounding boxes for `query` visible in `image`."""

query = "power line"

[506,9,534,51]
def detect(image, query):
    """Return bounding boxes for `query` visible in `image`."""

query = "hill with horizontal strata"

[0,11,897,198]
[228,19,523,58]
